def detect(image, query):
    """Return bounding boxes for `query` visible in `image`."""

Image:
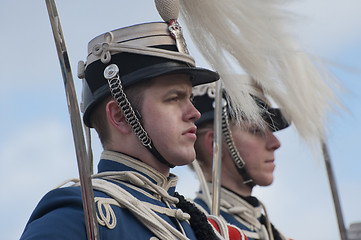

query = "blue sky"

[0,0,360,239]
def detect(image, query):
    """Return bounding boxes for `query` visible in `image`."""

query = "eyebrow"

[164,87,190,97]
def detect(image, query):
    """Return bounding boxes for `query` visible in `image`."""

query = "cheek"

[143,110,179,141]
[235,139,255,157]
[236,142,262,168]
[233,133,264,155]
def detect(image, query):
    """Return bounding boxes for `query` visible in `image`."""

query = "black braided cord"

[174,192,219,240]
[221,105,254,187]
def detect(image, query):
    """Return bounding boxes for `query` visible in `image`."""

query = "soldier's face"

[140,74,201,166]
[224,123,281,186]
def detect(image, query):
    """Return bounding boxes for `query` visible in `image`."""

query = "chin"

[256,177,274,186]
[175,160,194,167]
[167,152,196,166]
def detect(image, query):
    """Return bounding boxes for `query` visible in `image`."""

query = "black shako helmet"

[193,83,289,132]
[78,22,220,128]
[77,22,219,167]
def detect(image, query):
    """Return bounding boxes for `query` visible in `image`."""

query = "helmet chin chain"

[104,64,175,168]
[220,100,255,187]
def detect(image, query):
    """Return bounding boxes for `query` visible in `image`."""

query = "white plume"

[179,0,342,143]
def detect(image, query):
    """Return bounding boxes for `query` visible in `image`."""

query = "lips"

[265,159,276,170]
[183,126,197,140]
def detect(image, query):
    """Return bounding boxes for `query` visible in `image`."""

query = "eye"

[164,90,190,103]
[248,126,265,136]
[167,95,180,102]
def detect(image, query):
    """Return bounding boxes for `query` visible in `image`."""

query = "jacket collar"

[98,150,178,195]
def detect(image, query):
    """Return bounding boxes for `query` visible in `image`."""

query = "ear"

[203,130,214,156]
[106,100,132,134]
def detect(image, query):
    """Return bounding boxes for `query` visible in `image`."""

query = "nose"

[185,100,201,122]
[266,130,281,151]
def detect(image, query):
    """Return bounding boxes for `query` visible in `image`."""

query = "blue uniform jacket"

[20,151,197,240]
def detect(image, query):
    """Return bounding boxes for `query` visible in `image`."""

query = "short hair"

[90,79,154,147]
[194,121,214,169]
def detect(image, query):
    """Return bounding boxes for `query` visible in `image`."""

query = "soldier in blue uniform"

[20,20,249,239]
[191,82,291,240]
